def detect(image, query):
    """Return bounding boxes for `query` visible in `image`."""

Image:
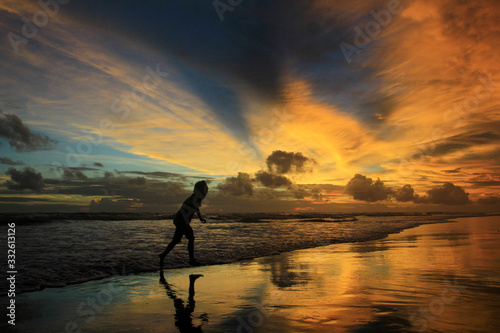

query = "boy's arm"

[196,209,207,223]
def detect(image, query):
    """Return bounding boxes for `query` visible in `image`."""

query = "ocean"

[2,213,459,294]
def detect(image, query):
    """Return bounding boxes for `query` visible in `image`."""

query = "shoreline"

[3,213,476,296]
[3,215,499,332]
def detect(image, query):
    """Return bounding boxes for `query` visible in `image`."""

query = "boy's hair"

[194,180,208,195]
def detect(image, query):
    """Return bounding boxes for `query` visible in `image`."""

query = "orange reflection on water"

[18,217,498,332]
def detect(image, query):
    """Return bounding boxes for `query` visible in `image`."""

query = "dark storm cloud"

[217,172,254,197]
[466,174,500,187]
[5,167,45,192]
[461,148,500,161]
[441,0,500,42]
[427,130,500,158]
[266,150,316,174]
[125,176,146,187]
[403,127,500,163]
[271,0,402,123]
[120,170,189,180]
[93,162,104,168]
[318,183,345,196]
[291,186,307,200]
[62,0,284,140]
[69,167,100,171]
[346,174,471,206]
[432,143,470,156]
[54,166,100,180]
[394,184,416,202]
[291,184,329,200]
[217,150,321,197]
[254,170,292,188]
[63,169,88,180]
[44,170,192,211]
[423,182,470,205]
[219,149,337,198]
[0,156,23,165]
[477,196,500,206]
[44,179,104,196]
[0,112,57,151]
[442,168,462,174]
[345,174,393,202]
[60,0,394,136]
[49,174,149,196]
[48,171,158,190]
[105,179,189,209]
[104,171,115,179]
[465,132,500,143]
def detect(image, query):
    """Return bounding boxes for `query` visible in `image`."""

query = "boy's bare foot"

[189,260,202,266]
[189,274,203,282]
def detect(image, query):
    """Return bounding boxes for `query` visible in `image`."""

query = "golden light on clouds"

[1,0,499,212]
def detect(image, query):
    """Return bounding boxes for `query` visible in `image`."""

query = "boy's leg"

[184,225,201,266]
[188,237,195,262]
[159,227,183,267]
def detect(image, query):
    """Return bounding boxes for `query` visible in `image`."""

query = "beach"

[3,215,500,332]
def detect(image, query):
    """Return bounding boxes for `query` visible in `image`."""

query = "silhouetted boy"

[159,180,208,267]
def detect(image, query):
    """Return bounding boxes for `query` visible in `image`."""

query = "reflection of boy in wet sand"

[159,271,206,332]
[159,181,208,268]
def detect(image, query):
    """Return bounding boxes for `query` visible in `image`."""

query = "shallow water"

[4,216,499,333]
[2,213,443,293]
[253,216,500,333]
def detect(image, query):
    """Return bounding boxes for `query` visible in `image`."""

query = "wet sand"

[3,216,500,332]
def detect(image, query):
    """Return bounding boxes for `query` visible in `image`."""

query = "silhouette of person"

[159,180,208,267]
[159,270,207,332]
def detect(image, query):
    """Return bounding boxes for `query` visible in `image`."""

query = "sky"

[0,0,499,213]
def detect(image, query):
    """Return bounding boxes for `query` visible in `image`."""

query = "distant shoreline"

[1,211,496,224]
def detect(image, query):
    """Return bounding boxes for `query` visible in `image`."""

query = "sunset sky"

[1,0,499,213]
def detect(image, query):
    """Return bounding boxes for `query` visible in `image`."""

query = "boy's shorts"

[171,222,194,242]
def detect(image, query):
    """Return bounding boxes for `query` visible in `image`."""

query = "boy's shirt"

[174,193,201,226]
